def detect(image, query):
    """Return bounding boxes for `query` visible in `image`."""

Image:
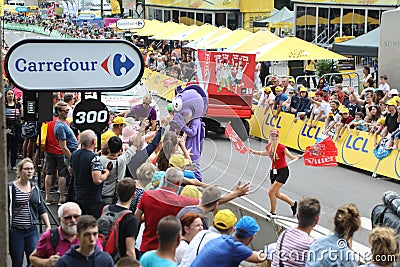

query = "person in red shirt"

[249,129,302,216]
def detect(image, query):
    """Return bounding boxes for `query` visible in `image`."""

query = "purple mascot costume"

[170,84,208,181]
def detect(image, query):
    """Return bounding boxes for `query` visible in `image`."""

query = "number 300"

[75,110,108,124]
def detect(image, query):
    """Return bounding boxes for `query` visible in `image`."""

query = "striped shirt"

[272,227,315,267]
[12,188,32,229]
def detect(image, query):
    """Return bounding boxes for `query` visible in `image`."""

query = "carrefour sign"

[5,39,144,91]
[117,19,145,30]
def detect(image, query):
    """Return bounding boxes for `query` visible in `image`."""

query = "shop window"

[188,12,194,25]
[155,9,162,21]
[368,9,380,31]
[196,12,204,25]
[204,13,212,24]
[305,6,316,42]
[342,8,353,36]
[180,11,187,24]
[329,8,341,41]
[296,6,306,40]
[164,10,171,22]
[148,7,155,20]
[227,12,238,30]
[317,7,329,43]
[216,13,226,27]
[172,9,179,23]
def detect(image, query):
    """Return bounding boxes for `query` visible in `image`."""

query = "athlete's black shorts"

[270,166,289,184]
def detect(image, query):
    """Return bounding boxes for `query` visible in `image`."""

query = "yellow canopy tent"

[331,13,380,24]
[226,30,280,53]
[151,24,193,40]
[181,24,218,41]
[198,28,252,49]
[183,27,232,49]
[296,15,328,26]
[133,20,163,36]
[252,36,347,62]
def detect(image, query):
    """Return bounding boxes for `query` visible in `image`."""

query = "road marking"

[361,216,372,231]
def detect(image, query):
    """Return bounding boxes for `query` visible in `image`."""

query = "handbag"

[21,121,37,138]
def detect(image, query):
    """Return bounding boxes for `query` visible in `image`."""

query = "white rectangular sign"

[5,39,144,91]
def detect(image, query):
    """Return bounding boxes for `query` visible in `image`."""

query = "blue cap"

[322,85,330,92]
[146,171,165,190]
[235,216,260,237]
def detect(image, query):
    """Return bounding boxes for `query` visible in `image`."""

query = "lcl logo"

[101,53,135,76]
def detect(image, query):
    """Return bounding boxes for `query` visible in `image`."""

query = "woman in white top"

[175,212,204,265]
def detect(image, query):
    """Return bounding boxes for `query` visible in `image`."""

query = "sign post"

[5,39,144,91]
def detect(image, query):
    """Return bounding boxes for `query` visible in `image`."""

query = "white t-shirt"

[179,227,221,267]
[379,83,390,93]
[320,102,331,116]
[175,240,189,265]
[258,91,275,106]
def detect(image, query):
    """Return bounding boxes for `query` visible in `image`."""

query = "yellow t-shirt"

[101,129,116,147]
[305,60,316,72]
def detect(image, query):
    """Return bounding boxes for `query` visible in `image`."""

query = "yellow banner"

[110,0,121,14]
[143,68,186,101]
[239,1,272,12]
[249,106,400,180]
[146,0,240,9]
[0,0,4,16]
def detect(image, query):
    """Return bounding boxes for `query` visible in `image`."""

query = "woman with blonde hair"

[8,158,50,267]
[360,227,399,267]
[306,203,361,266]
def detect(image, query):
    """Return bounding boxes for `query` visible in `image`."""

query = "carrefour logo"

[101,53,135,76]
[5,39,144,92]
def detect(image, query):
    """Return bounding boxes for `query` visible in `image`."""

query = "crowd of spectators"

[5,13,400,267]
[256,72,400,149]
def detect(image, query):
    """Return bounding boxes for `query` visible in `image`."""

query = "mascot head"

[170,84,208,131]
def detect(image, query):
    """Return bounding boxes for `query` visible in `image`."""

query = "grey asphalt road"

[5,29,400,250]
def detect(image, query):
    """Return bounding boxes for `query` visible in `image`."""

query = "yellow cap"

[275,86,283,92]
[341,108,349,114]
[300,87,307,93]
[289,77,295,83]
[386,99,397,106]
[113,117,127,125]
[263,86,271,93]
[169,154,191,168]
[308,92,316,98]
[213,209,237,230]
[393,96,400,102]
[180,185,202,199]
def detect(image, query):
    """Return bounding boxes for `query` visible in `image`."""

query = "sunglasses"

[288,92,294,94]
[63,215,80,220]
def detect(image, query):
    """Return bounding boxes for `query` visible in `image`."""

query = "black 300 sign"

[73,99,109,134]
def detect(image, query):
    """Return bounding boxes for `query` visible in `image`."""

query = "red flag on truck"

[225,123,248,154]
[304,137,338,167]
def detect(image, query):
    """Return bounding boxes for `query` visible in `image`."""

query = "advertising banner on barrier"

[249,106,400,180]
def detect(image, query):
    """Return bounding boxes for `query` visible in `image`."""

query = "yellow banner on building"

[146,0,240,9]
[249,106,400,180]
[0,0,5,17]
[110,0,121,14]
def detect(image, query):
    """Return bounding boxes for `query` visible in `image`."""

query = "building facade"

[292,0,399,45]
[145,0,274,31]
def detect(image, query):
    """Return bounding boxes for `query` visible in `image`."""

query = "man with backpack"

[29,202,102,266]
[98,178,139,262]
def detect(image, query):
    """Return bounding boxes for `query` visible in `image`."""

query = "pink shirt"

[36,226,103,257]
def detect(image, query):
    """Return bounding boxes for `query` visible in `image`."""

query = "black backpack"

[98,205,132,263]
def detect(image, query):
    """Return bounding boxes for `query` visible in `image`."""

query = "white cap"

[390,88,398,96]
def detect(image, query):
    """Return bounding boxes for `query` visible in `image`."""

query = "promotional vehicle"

[197,50,256,140]
[101,83,161,121]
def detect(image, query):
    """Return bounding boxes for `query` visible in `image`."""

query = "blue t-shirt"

[54,121,78,151]
[306,233,358,267]
[70,149,104,203]
[140,250,178,267]
[190,235,253,267]
[275,94,289,107]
